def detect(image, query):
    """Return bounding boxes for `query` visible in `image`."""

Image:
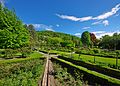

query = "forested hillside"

[37,31,82,51]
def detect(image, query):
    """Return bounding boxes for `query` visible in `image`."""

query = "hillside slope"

[37,31,82,50]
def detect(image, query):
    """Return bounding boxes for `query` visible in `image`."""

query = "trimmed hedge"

[58,56,120,79]
[75,51,120,59]
[51,57,120,86]
[0,52,44,64]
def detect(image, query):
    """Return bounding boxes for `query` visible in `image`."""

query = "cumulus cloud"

[56,4,120,22]
[32,24,54,31]
[74,33,81,37]
[102,20,109,26]
[82,27,90,29]
[92,30,120,39]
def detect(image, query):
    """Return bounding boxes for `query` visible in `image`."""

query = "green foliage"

[0,51,43,64]
[25,24,38,49]
[49,50,120,69]
[4,49,17,59]
[53,62,83,86]
[52,57,120,85]
[99,33,120,50]
[81,31,91,47]
[37,31,82,50]
[19,47,32,58]
[0,58,44,86]
[0,4,30,49]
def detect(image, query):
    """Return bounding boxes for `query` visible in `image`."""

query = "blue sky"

[1,0,120,38]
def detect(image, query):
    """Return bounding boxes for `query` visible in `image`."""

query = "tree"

[99,35,112,49]
[81,31,91,47]
[25,24,38,49]
[90,33,97,46]
[0,4,30,49]
[99,33,120,50]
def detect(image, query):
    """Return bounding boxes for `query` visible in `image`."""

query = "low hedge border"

[58,56,120,79]
[51,57,120,86]
[0,52,44,64]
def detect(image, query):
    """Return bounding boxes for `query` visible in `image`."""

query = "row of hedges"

[0,48,33,59]
[51,57,120,86]
[75,49,120,59]
[58,56,120,79]
[0,51,44,64]
[39,50,58,55]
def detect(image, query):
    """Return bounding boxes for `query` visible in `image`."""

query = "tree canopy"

[81,31,91,47]
[0,4,30,49]
[99,33,120,50]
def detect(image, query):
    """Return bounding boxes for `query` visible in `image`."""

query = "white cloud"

[102,20,109,26]
[92,20,109,26]
[56,14,92,22]
[93,4,120,20]
[45,28,54,31]
[56,24,60,27]
[82,27,90,29]
[74,33,81,37]
[56,4,120,22]
[92,30,120,39]
[92,21,102,25]
[32,24,54,31]
[92,31,105,34]
[79,16,93,22]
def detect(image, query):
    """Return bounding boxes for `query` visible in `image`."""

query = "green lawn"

[72,54,120,67]
[49,50,120,68]
[52,57,120,85]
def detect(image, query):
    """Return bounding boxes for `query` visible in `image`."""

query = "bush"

[19,47,32,58]
[0,58,44,86]
[93,49,100,54]
[4,49,16,59]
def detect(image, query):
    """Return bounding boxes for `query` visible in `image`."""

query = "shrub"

[4,49,16,59]
[19,47,32,58]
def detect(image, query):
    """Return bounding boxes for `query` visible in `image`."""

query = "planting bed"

[51,57,120,86]
[52,60,87,86]
[0,52,45,86]
[58,56,120,79]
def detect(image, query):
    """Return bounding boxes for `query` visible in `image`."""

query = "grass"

[52,57,120,85]
[72,54,120,66]
[49,50,120,68]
